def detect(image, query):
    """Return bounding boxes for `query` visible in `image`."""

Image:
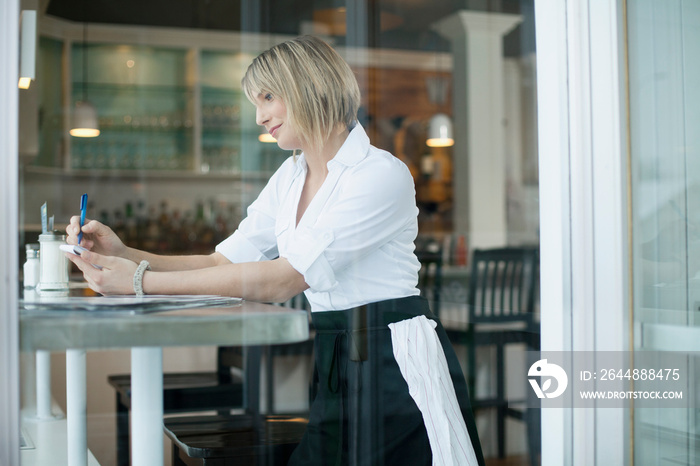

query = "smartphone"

[60,244,103,270]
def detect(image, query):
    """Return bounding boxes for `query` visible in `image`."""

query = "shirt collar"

[293,122,369,176]
[293,152,307,178]
[330,122,370,168]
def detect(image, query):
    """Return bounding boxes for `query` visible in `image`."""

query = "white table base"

[131,347,163,466]
[35,351,52,420]
[66,349,86,466]
[64,347,164,466]
[20,301,309,466]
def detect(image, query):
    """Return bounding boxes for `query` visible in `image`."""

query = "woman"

[67,35,484,466]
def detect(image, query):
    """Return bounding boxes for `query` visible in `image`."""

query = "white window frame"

[0,0,633,464]
[535,0,630,465]
[1,0,21,464]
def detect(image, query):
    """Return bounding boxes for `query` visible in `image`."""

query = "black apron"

[287,296,485,466]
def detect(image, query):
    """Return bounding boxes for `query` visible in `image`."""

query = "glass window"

[18,2,540,465]
[628,1,700,464]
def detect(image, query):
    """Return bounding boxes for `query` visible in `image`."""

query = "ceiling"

[45,0,533,53]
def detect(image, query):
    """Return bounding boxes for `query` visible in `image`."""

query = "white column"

[131,347,163,466]
[433,11,522,248]
[66,349,87,466]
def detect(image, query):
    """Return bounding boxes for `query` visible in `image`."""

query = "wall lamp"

[18,10,36,89]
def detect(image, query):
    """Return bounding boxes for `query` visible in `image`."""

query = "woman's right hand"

[66,217,127,258]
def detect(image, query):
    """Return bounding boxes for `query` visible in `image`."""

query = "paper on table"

[21,294,243,313]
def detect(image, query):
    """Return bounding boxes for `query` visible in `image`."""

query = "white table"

[20,300,309,466]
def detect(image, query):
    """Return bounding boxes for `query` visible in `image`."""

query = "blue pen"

[78,193,88,245]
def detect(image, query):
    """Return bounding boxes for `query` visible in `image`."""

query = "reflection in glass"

[628,1,700,465]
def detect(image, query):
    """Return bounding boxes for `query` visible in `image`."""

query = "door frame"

[535,0,631,464]
[1,0,21,464]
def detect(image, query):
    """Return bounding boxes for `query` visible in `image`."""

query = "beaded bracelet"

[133,260,151,296]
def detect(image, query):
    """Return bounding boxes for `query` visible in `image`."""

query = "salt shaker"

[38,232,69,292]
[23,244,40,288]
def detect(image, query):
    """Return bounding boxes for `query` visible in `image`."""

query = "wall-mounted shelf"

[33,38,286,177]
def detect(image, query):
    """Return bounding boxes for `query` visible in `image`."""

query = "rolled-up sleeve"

[215,158,295,263]
[284,228,336,291]
[216,228,275,263]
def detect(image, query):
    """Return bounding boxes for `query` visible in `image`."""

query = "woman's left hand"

[66,248,139,295]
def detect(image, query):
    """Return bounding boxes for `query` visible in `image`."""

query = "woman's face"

[254,92,301,151]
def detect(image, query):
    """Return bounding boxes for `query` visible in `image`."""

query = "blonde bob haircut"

[242,35,361,152]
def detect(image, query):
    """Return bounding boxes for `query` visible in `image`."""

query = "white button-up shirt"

[216,123,421,312]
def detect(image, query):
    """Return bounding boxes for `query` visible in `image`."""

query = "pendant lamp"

[70,101,100,137]
[18,10,37,89]
[70,9,99,138]
[426,113,454,148]
[424,79,453,147]
[424,44,454,148]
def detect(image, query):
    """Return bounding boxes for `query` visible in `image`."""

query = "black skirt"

[287,296,485,466]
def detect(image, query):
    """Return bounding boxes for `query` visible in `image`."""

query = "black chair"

[165,413,308,466]
[445,246,540,465]
[163,294,314,465]
[108,346,245,466]
[163,345,311,465]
